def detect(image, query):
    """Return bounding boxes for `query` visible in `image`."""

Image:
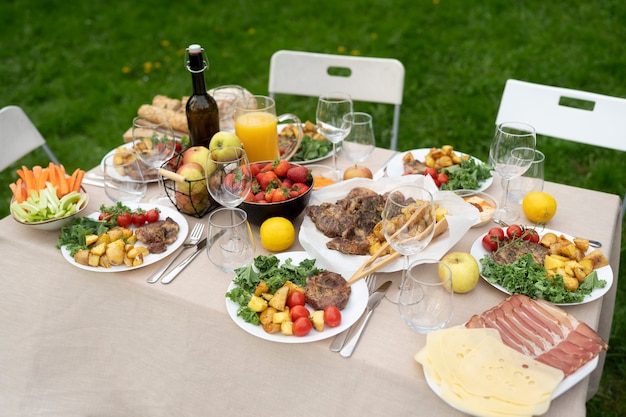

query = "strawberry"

[273,159,291,177]
[271,188,289,203]
[287,166,310,184]
[256,171,279,191]
[292,183,310,196]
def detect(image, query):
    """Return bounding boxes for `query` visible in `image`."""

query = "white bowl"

[452,190,498,228]
[10,191,90,231]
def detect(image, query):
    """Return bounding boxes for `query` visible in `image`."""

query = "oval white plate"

[381,148,493,192]
[61,203,189,273]
[100,143,160,183]
[278,123,335,164]
[470,227,613,305]
[225,251,368,343]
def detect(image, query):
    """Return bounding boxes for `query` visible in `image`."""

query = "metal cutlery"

[160,237,208,285]
[493,219,602,248]
[329,274,377,352]
[147,223,205,284]
[339,280,391,358]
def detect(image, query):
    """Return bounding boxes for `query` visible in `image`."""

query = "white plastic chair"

[495,79,626,215]
[0,105,60,171]
[268,50,405,150]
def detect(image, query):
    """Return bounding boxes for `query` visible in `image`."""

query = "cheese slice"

[416,327,565,417]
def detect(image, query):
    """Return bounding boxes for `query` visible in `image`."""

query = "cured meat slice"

[465,294,608,376]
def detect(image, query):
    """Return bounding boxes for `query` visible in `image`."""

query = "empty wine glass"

[207,207,256,272]
[316,92,353,174]
[132,112,177,204]
[489,122,536,223]
[399,259,454,334]
[342,112,376,163]
[102,152,147,203]
[382,185,436,303]
[205,147,251,208]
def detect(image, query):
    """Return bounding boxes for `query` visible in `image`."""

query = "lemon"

[522,191,557,223]
[259,217,296,252]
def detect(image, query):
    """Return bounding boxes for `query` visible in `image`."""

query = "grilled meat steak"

[306,187,386,255]
[305,271,351,310]
[491,239,550,266]
[135,217,180,254]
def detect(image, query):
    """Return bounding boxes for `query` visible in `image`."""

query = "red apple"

[343,165,373,180]
[176,162,206,195]
[182,146,210,171]
[175,190,209,215]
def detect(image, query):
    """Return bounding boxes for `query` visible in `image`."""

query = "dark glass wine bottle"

[185,44,219,148]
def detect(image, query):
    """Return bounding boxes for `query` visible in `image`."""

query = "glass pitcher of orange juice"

[234,95,303,162]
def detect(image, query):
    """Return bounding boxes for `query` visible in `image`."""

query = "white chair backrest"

[495,79,626,152]
[268,50,405,150]
[0,105,60,171]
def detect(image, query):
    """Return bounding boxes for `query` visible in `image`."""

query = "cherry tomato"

[290,305,310,322]
[482,234,499,251]
[287,291,306,308]
[132,212,147,227]
[116,212,132,228]
[99,212,111,221]
[487,227,505,242]
[506,224,523,240]
[146,209,160,223]
[324,306,342,327]
[424,167,438,179]
[523,229,540,243]
[436,172,449,186]
[293,316,313,337]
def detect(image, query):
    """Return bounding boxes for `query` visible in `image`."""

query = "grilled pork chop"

[135,217,180,254]
[491,239,549,266]
[306,187,385,255]
[305,271,351,310]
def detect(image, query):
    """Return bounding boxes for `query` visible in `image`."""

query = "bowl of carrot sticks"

[9,163,89,231]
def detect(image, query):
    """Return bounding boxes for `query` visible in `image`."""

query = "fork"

[329,274,376,352]
[146,222,205,284]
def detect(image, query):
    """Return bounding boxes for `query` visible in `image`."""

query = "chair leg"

[42,144,60,165]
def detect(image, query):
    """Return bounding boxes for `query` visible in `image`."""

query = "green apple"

[209,131,242,162]
[182,146,210,170]
[175,162,207,195]
[439,251,480,294]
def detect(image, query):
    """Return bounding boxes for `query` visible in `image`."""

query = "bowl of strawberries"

[240,159,314,225]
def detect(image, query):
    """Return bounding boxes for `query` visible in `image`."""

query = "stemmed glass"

[316,92,353,174]
[131,112,177,204]
[102,152,147,203]
[205,146,255,271]
[489,122,536,223]
[382,185,436,303]
[342,112,376,163]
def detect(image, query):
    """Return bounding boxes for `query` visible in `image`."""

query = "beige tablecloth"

[0,147,621,417]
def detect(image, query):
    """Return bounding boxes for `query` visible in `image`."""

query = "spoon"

[492,219,601,248]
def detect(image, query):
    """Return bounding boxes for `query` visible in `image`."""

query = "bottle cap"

[188,44,202,54]
[185,44,208,73]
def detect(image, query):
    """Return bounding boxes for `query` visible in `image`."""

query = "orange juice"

[235,111,278,162]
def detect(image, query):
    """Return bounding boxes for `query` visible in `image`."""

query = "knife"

[160,237,208,285]
[339,280,391,358]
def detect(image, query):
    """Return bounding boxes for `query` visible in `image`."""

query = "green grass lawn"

[1,1,625,414]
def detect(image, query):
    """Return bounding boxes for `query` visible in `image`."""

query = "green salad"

[290,135,333,162]
[439,158,493,190]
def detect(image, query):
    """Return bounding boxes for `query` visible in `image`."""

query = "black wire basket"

[161,155,220,218]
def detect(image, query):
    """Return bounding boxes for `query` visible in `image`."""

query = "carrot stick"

[58,165,69,197]
[36,167,49,191]
[9,181,23,203]
[19,166,36,193]
[70,169,85,192]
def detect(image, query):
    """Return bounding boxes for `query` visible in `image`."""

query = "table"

[1,147,621,417]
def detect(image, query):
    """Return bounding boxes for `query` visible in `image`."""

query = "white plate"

[470,227,613,305]
[380,148,493,192]
[61,203,189,273]
[225,251,368,343]
[299,175,480,279]
[100,143,160,183]
[278,123,335,164]
[423,348,598,415]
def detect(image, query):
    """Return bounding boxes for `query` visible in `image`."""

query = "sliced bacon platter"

[466,293,608,377]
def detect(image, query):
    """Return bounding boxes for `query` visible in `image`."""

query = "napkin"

[299,175,480,278]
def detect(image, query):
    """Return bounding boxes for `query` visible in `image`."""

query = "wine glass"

[102,152,147,203]
[342,112,376,163]
[316,92,353,174]
[132,112,177,204]
[207,207,256,272]
[382,185,436,303]
[489,122,537,223]
[205,147,251,208]
[398,259,454,334]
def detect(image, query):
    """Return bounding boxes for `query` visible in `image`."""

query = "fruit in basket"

[259,217,295,252]
[209,131,242,161]
[182,145,210,169]
[439,251,480,293]
[175,190,209,215]
[176,162,207,194]
[522,191,557,223]
[342,164,373,180]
